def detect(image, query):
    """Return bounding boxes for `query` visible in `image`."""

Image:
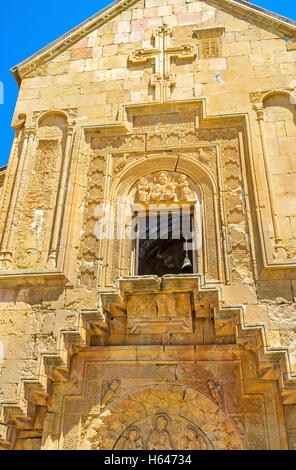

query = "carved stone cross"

[129,25,196,102]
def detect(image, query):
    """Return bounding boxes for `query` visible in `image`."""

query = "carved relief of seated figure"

[136,172,197,203]
[180,427,208,450]
[150,172,177,202]
[147,415,173,450]
[178,174,196,202]
[119,427,144,450]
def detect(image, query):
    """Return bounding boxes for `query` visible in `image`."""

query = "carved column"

[254,104,286,259]
[47,120,75,268]
[0,126,36,267]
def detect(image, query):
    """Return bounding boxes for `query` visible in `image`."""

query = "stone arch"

[262,92,296,259]
[103,155,222,284]
[261,89,294,105]
[37,109,69,128]
[82,383,244,450]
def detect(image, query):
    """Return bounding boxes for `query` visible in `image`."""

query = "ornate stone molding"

[193,26,225,40]
[193,27,224,59]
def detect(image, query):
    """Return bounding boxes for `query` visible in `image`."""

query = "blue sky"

[1,0,296,167]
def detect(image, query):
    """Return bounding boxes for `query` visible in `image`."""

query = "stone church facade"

[0,0,296,450]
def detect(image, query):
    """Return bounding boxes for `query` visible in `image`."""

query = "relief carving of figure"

[114,154,128,174]
[137,177,152,203]
[118,427,144,450]
[178,174,196,201]
[135,172,197,203]
[101,379,120,408]
[207,380,223,407]
[150,172,177,202]
[147,415,173,450]
[180,427,208,450]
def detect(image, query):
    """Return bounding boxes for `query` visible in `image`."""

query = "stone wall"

[0,0,296,450]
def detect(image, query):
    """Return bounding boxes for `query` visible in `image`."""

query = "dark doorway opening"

[136,211,194,277]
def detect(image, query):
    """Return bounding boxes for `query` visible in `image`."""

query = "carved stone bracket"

[11,113,27,131]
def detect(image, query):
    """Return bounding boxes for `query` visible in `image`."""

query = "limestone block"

[163,15,178,26]
[280,63,296,75]
[70,48,93,61]
[257,281,293,302]
[158,5,173,16]
[202,9,216,24]
[274,50,296,64]
[188,2,202,13]
[208,58,227,71]
[69,60,86,73]
[113,20,131,34]
[244,305,269,325]
[223,41,251,56]
[114,33,129,44]
[132,9,145,20]
[129,30,145,42]
[177,13,202,26]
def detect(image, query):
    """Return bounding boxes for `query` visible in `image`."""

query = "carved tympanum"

[134,172,197,203]
[113,413,213,450]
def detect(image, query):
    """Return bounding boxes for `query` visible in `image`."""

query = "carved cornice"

[193,26,225,39]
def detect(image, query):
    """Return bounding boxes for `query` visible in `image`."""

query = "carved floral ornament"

[132,171,198,204]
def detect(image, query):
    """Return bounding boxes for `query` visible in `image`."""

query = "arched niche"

[263,93,296,258]
[13,111,68,269]
[102,155,221,285]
